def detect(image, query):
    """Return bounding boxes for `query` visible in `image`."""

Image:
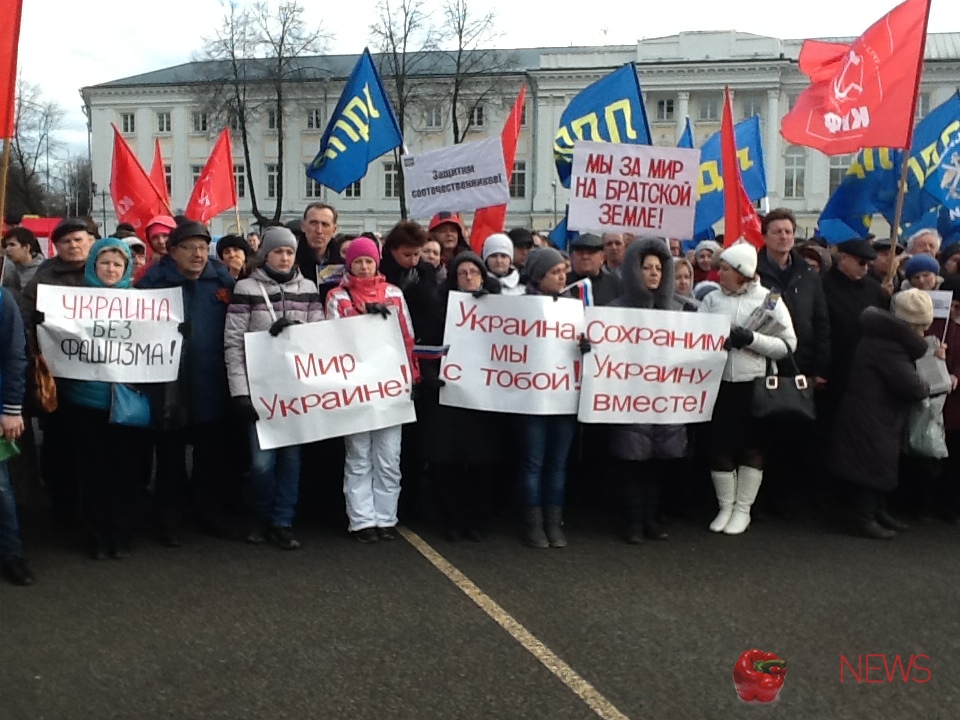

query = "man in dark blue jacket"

[136,221,237,545]
[0,286,32,585]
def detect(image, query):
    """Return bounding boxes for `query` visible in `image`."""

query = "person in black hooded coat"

[419,252,505,541]
[607,238,693,543]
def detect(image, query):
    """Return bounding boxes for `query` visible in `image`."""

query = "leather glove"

[472,287,489,299]
[365,302,391,319]
[578,334,592,354]
[233,396,259,423]
[34,311,45,325]
[177,321,191,336]
[724,326,754,351]
[269,317,299,337]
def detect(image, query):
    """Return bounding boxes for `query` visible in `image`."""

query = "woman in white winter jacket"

[699,243,797,535]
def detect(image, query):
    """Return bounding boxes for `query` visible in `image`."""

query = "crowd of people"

[0,203,957,588]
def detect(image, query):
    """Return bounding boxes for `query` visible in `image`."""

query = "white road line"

[398,527,631,720]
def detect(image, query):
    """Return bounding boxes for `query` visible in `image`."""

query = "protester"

[796,242,832,274]
[482,233,523,296]
[216,234,253,280]
[508,228,536,278]
[869,238,904,289]
[224,227,324,550]
[699,243,797,535]
[23,218,96,526]
[246,231,261,254]
[906,228,941,257]
[1,228,43,293]
[326,237,418,542]
[673,257,700,309]
[296,203,344,302]
[566,233,622,306]
[608,239,692,543]
[931,275,960,521]
[940,241,960,277]
[0,285,31,585]
[144,215,177,259]
[830,290,933,539]
[123,237,148,274]
[668,238,683,258]
[136,221,237,546]
[429,212,471,267]
[420,238,442,269]
[602,233,626,276]
[62,239,143,559]
[519,246,581,548]
[693,239,722,284]
[902,253,942,290]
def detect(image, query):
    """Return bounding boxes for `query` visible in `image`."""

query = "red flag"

[469,85,527,253]
[149,138,172,210]
[780,0,931,155]
[109,125,170,237]
[185,129,238,223]
[0,0,23,138]
[722,88,763,249]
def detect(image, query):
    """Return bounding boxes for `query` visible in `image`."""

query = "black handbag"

[751,354,816,421]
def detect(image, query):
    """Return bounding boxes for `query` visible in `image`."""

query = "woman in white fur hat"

[698,242,797,535]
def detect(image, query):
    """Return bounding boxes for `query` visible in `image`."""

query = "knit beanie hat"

[893,288,934,328]
[719,242,758,278]
[216,234,252,260]
[524,247,566,284]
[260,226,298,256]
[344,236,381,269]
[482,233,514,262]
[694,239,722,257]
[903,253,940,278]
[145,215,177,239]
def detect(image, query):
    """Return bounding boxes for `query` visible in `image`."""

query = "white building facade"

[82,31,960,239]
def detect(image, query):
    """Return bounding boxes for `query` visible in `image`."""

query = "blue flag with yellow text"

[677,117,693,149]
[307,48,403,193]
[554,64,652,188]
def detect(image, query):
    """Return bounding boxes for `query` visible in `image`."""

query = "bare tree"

[55,157,93,217]
[8,79,62,215]
[370,0,436,218]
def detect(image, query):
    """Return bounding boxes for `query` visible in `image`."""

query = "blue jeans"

[519,415,578,507]
[248,425,302,527]
[0,460,23,560]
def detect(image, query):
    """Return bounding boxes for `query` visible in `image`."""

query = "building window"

[509,161,526,199]
[741,96,763,120]
[164,164,172,195]
[305,165,322,198]
[425,106,443,129]
[520,103,527,127]
[156,112,171,134]
[828,153,855,195]
[656,99,674,121]
[121,113,136,134]
[343,180,362,198]
[916,92,931,120]
[306,108,322,130]
[266,163,279,199]
[267,109,278,130]
[384,162,400,198]
[191,165,203,186]
[192,112,208,133]
[469,105,484,129]
[228,112,240,132]
[234,164,246,199]
[698,97,719,121]
[783,146,806,199]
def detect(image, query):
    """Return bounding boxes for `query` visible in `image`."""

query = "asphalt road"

[2,506,958,720]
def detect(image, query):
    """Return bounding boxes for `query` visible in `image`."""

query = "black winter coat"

[756,249,831,377]
[822,266,889,400]
[566,266,622,307]
[829,308,929,491]
[380,251,445,346]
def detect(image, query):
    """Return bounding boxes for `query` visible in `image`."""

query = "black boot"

[544,505,567,548]
[851,486,894,539]
[523,507,548,548]
[876,508,909,532]
[642,477,668,540]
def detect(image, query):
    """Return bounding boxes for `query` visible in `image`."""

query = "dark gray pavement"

[2,510,958,719]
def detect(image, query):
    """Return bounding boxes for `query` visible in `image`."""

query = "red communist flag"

[185,128,237,223]
[722,88,763,249]
[469,84,527,253]
[780,0,931,155]
[109,125,170,237]
[0,0,23,139]
[149,138,171,210]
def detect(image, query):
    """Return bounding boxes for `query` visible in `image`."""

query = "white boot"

[724,466,763,535]
[709,471,736,533]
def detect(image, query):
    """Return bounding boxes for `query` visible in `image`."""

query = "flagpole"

[234,206,242,235]
[0,138,11,233]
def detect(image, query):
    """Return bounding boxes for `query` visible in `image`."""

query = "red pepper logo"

[734,649,787,703]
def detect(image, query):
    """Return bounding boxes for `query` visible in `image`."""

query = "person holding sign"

[699,243,796,535]
[326,237,418,543]
[607,238,695,544]
[929,275,960,522]
[224,227,324,550]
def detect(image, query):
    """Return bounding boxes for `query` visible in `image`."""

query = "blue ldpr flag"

[553,64,652,188]
[677,117,693,149]
[548,206,579,250]
[908,92,960,218]
[818,148,901,242]
[306,48,403,193]
[692,116,766,237]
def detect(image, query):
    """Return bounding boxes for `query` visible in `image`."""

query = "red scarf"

[341,273,387,314]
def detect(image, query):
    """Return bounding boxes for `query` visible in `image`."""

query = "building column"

[676,91,690,140]
[766,89,781,200]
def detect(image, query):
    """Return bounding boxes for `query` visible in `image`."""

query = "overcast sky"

[18,0,958,155]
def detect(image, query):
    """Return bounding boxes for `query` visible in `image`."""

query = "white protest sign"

[568,141,700,238]
[439,292,585,415]
[245,314,416,450]
[403,137,510,218]
[36,285,184,382]
[926,290,953,319]
[578,306,730,424]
